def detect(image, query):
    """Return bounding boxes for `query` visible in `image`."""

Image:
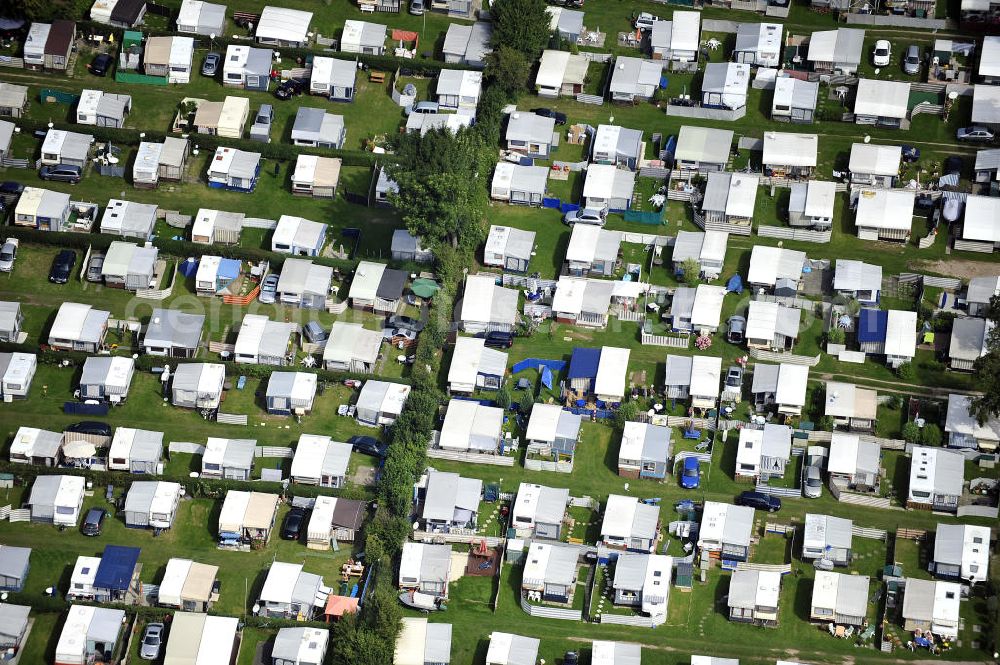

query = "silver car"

[802,465,822,498]
[903,45,921,75]
[0,238,17,272]
[258,274,279,304]
[140,623,164,660]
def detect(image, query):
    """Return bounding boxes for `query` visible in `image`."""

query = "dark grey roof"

[377,268,407,300]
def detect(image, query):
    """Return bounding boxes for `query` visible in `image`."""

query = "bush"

[897,362,915,381]
[921,423,942,446]
[902,421,921,443]
[826,327,845,345]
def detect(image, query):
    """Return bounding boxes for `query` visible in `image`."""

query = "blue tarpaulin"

[659,76,669,89]
[217,258,241,281]
[542,197,561,209]
[727,274,743,294]
[511,358,567,375]
[180,258,199,277]
[560,202,580,214]
[63,402,109,416]
[541,366,554,389]
[94,545,141,591]
[857,308,887,344]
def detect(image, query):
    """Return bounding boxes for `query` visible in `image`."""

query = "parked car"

[409,0,425,14]
[680,456,701,489]
[943,155,963,176]
[872,40,891,67]
[88,53,113,76]
[39,164,82,184]
[902,45,921,75]
[349,435,388,458]
[726,316,746,344]
[81,507,106,536]
[405,101,440,116]
[724,365,743,392]
[0,181,24,196]
[139,623,164,660]
[562,207,607,226]
[302,320,327,344]
[0,237,18,272]
[386,314,425,333]
[634,12,661,30]
[250,104,274,143]
[280,507,308,540]
[384,327,417,344]
[258,274,279,304]
[563,652,579,665]
[802,465,823,499]
[735,490,781,512]
[274,77,307,100]
[86,252,105,283]
[48,249,77,284]
[481,330,514,349]
[66,421,112,437]
[529,107,567,125]
[201,52,221,77]
[957,126,996,143]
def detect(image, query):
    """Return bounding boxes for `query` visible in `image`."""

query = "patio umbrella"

[63,440,97,458]
[410,278,440,299]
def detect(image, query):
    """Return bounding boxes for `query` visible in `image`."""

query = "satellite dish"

[413,521,419,530]
[948,91,958,100]
[863,135,871,143]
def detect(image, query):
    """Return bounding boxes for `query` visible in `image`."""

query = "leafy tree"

[13,0,79,21]
[972,294,1000,424]
[496,385,513,409]
[490,0,551,59]
[614,401,640,430]
[519,391,535,415]
[921,423,942,446]
[680,258,702,287]
[896,362,914,381]
[483,46,533,97]
[387,127,487,252]
[902,421,921,443]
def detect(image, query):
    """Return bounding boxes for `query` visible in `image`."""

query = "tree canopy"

[972,295,1000,424]
[489,0,552,59]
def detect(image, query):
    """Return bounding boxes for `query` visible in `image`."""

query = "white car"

[634,12,661,30]
[872,40,891,67]
[0,238,17,273]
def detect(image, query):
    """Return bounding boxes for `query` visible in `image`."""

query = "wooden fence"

[207,341,235,354]
[895,527,927,540]
[735,561,792,574]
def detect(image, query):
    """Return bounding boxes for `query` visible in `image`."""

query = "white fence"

[829,479,895,509]
[619,231,671,246]
[666,105,747,121]
[616,310,645,323]
[754,483,801,498]
[426,447,516,466]
[520,596,582,621]
[641,332,690,348]
[168,441,206,455]
[217,412,248,425]
[255,446,294,458]
[413,529,505,547]
[598,613,661,627]
[957,505,999,518]
[747,348,820,366]
[844,13,949,28]
[736,561,792,574]
[241,217,278,230]
[524,458,573,473]
[8,509,30,523]
[953,239,994,254]
[576,93,604,105]
[851,525,888,540]
[757,225,832,243]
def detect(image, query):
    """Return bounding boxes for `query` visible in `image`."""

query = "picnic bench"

[369,70,386,84]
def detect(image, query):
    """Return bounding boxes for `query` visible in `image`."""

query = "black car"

[349,435,388,458]
[529,107,567,125]
[274,78,306,100]
[82,507,106,536]
[281,507,308,540]
[735,490,782,512]
[481,330,514,349]
[88,53,113,76]
[66,420,112,437]
[48,249,77,284]
[386,315,425,333]
[0,181,24,196]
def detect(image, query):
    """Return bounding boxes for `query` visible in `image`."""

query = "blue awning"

[567,347,600,380]
[857,309,887,344]
[217,258,241,281]
[94,545,141,591]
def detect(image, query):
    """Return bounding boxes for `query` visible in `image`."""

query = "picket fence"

[747,348,820,366]
[640,332,690,348]
[413,530,505,547]
[217,413,249,425]
[520,596,582,621]
[851,525,888,541]
[524,459,573,473]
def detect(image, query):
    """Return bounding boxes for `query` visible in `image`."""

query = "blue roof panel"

[857,308,887,344]
[93,545,141,591]
[567,347,600,380]
[217,258,241,281]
